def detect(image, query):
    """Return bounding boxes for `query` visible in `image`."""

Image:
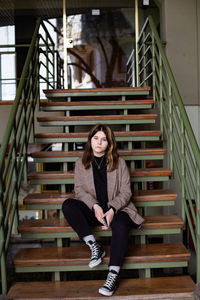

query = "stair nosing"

[14,243,190,267]
[7,276,196,300]
[18,215,184,233]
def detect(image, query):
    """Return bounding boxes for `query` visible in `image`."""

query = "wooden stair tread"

[24,193,74,204]
[35,131,161,138]
[28,168,172,180]
[37,114,158,122]
[8,276,196,299]
[134,189,178,201]
[28,171,74,180]
[24,189,177,205]
[35,130,161,139]
[31,149,166,158]
[3,143,48,156]
[133,168,172,177]
[40,99,154,106]
[44,87,151,95]
[31,150,83,158]
[14,243,190,266]
[18,215,184,233]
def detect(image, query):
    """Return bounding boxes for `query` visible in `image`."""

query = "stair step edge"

[30,149,167,158]
[27,169,173,180]
[14,243,190,266]
[8,276,196,300]
[24,190,177,203]
[18,216,184,235]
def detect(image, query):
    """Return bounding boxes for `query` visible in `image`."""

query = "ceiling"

[0,0,158,26]
[0,0,137,26]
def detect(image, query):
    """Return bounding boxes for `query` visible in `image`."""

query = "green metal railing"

[127,15,200,283]
[0,18,64,294]
[0,25,64,100]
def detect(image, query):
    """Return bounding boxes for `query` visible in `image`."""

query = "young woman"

[62,124,144,296]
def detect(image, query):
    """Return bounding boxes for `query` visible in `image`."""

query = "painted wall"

[0,104,63,143]
[155,1,200,244]
[0,105,12,141]
[157,0,200,146]
[186,106,200,147]
[159,0,200,106]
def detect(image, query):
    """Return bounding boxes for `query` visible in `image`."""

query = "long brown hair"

[82,124,119,172]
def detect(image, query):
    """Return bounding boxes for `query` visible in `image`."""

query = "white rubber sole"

[88,251,106,268]
[98,287,114,297]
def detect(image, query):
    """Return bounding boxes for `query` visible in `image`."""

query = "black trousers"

[62,198,137,267]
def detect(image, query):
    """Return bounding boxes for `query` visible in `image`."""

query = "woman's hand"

[102,208,115,230]
[93,204,105,225]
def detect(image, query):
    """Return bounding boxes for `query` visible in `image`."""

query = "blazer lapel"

[86,165,96,198]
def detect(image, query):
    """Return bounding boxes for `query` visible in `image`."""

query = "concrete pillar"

[14,14,37,85]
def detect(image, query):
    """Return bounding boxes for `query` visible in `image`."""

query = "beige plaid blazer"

[74,157,144,225]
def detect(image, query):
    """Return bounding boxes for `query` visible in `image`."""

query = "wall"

[157,0,200,147]
[0,104,12,141]
[0,103,63,144]
[160,0,199,105]
[156,1,200,246]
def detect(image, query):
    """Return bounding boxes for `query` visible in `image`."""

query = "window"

[0,25,15,100]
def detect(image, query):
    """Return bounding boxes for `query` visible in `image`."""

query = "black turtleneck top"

[92,155,108,213]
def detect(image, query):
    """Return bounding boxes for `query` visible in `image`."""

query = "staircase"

[8,87,196,299]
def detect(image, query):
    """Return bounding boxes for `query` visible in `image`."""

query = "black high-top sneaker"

[98,270,118,296]
[86,240,106,268]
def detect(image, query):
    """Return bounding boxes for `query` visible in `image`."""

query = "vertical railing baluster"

[30,61,34,142]
[132,50,135,87]
[61,96,70,195]
[45,31,49,89]
[14,132,19,236]
[22,89,28,184]
[1,249,7,294]
[168,82,173,172]
[53,44,56,88]
[151,31,156,103]
[12,124,19,235]
[35,35,40,124]
[142,32,146,85]
[180,120,186,225]
[0,174,6,294]
[137,40,141,86]
[159,53,163,135]
[196,167,200,282]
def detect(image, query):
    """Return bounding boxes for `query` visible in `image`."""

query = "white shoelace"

[104,272,118,290]
[90,242,99,259]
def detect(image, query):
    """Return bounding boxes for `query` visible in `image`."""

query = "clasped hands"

[93,204,114,230]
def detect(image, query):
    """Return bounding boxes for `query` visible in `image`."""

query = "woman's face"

[91,130,108,157]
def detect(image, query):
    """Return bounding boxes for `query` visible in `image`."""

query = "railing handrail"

[0,17,64,294]
[0,18,41,173]
[127,15,200,283]
[145,16,200,168]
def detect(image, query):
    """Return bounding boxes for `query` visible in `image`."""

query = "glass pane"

[62,7,135,89]
[0,25,15,100]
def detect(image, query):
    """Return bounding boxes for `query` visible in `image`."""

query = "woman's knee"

[62,198,77,215]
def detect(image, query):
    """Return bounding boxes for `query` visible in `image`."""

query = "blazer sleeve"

[108,158,132,212]
[74,158,98,210]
